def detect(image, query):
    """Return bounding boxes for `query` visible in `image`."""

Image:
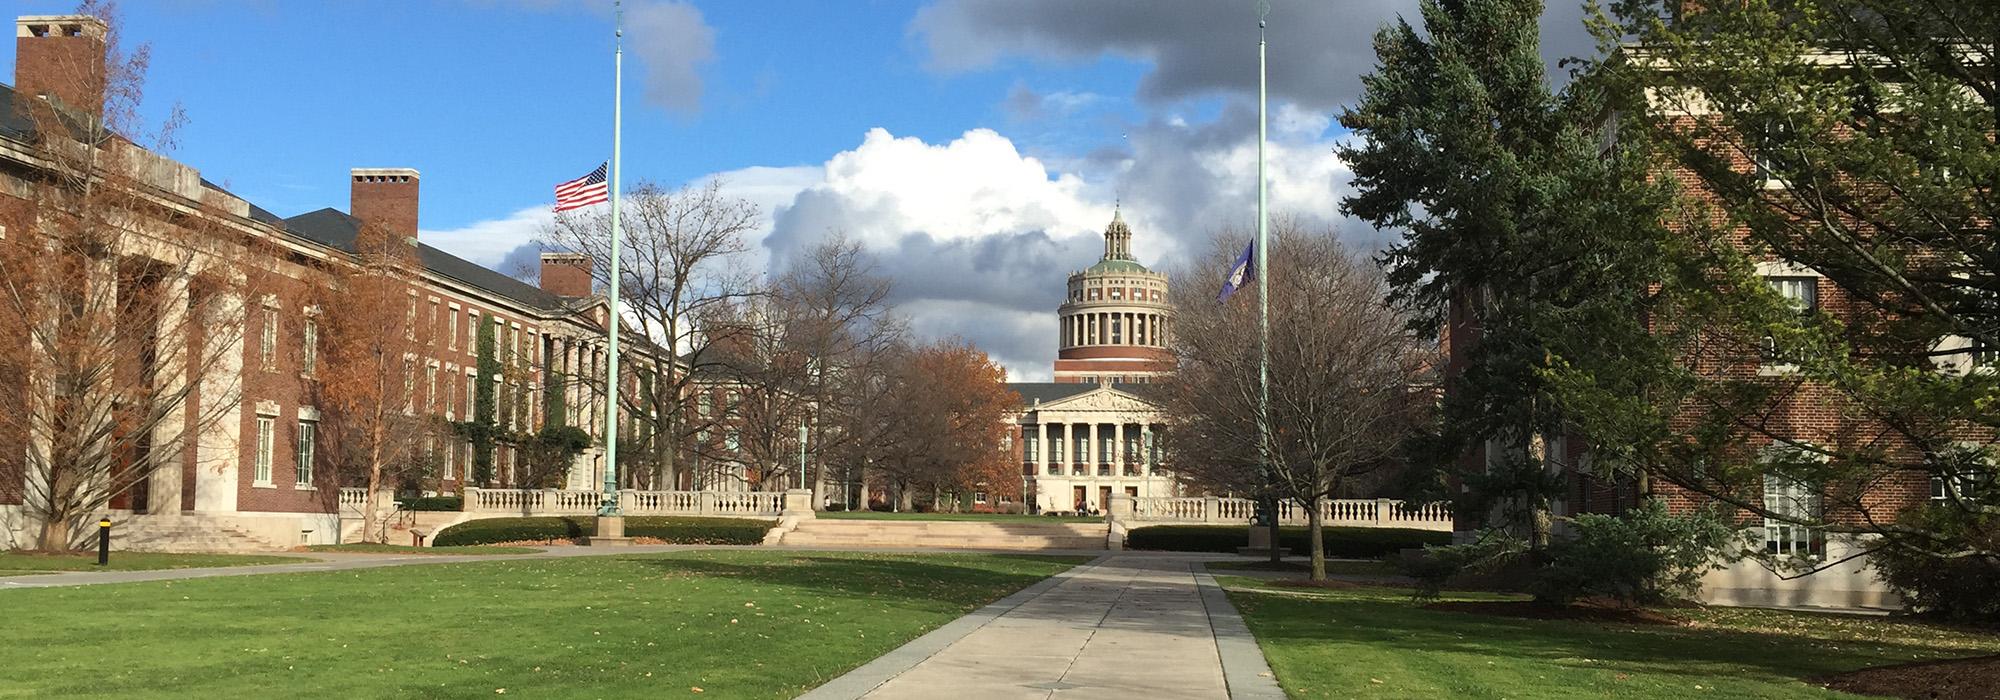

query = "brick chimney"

[15,15,109,115]
[540,252,594,297]
[350,168,420,252]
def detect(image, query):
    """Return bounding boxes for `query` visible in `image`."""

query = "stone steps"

[110,518,289,553]
[782,519,1108,550]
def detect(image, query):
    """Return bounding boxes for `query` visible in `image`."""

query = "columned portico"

[1013,383,1175,514]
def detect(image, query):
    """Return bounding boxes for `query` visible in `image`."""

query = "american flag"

[553,162,610,212]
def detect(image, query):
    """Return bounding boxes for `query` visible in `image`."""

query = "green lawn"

[0,551,308,575]
[304,543,542,556]
[821,510,1105,523]
[1223,578,2000,699]
[0,550,1087,698]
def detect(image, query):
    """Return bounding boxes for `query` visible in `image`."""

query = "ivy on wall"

[454,314,501,484]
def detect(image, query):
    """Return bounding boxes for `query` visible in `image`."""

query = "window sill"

[1757,364,1799,377]
[252,481,276,489]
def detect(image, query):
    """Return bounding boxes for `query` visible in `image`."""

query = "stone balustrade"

[463,488,791,518]
[1127,496,1451,531]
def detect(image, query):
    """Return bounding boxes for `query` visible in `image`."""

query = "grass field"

[304,544,542,556]
[0,550,1086,698]
[1224,577,2000,699]
[0,551,308,575]
[820,510,1105,523]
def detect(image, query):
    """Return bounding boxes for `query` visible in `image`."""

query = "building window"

[428,301,440,344]
[974,491,988,504]
[448,304,461,349]
[405,299,417,340]
[295,420,316,487]
[1024,435,1039,462]
[260,307,278,371]
[425,365,438,414]
[1763,277,1818,365]
[1763,474,1823,557]
[465,372,477,417]
[444,439,457,480]
[254,416,275,486]
[301,317,318,374]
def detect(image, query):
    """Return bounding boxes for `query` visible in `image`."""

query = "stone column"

[148,271,191,514]
[1040,422,1056,470]
[1114,422,1126,474]
[193,289,244,513]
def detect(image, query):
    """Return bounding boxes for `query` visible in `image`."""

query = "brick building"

[0,14,718,549]
[1443,48,1980,609]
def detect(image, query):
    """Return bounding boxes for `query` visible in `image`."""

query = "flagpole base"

[586,515,634,546]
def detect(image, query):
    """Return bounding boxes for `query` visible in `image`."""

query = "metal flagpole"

[1255,0,1277,558]
[599,0,626,517]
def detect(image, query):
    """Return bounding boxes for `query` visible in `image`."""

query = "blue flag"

[1218,240,1255,302]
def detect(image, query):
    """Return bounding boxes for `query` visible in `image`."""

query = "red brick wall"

[14,17,106,114]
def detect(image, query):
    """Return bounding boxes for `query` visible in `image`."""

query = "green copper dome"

[1086,258,1151,274]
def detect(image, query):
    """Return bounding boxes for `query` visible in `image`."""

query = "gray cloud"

[470,0,716,116]
[913,0,1599,110]
[625,1,716,116]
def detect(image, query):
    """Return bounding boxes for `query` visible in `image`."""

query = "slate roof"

[283,208,568,312]
[3,81,576,318]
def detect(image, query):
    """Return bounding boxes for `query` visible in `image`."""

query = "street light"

[797,420,809,494]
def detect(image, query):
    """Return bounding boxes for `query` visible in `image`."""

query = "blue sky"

[6,1,1599,378]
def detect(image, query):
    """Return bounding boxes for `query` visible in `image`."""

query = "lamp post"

[797,420,809,493]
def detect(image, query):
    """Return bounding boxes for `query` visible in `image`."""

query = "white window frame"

[260,306,278,371]
[254,416,275,487]
[295,420,316,487]
[1759,269,1821,374]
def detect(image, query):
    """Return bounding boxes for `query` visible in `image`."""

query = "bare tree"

[1161,224,1436,580]
[771,234,901,505]
[0,4,269,549]
[537,179,759,489]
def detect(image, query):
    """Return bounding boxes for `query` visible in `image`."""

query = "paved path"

[0,545,1116,590]
[802,554,1284,700]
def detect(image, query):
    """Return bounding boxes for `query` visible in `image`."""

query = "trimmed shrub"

[1125,525,1451,558]
[1533,500,1744,606]
[1871,504,2000,623]
[433,516,775,547]
[403,496,463,512]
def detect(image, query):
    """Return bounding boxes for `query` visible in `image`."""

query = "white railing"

[464,488,788,518]
[339,487,370,509]
[1126,496,1453,532]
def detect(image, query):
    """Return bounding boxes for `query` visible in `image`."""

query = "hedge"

[432,516,775,547]
[402,496,463,512]
[1124,525,1450,558]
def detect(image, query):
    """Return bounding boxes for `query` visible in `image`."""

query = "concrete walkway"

[801,554,1285,700]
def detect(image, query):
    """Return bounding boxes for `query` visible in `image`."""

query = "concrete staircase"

[111,516,291,553]
[780,518,1108,551]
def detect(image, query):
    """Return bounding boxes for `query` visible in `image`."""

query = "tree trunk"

[362,412,386,544]
[896,481,913,512]
[36,517,71,552]
[1307,498,1326,581]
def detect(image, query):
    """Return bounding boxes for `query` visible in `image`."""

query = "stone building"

[1006,211,1178,513]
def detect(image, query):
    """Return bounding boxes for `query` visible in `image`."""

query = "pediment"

[1038,386,1160,414]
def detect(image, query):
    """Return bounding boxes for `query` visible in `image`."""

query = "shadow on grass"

[618,552,1072,606]
[1228,583,1991,688]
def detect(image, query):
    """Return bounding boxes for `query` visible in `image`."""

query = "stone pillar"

[147,272,191,514]
[1036,422,1048,468]
[782,488,814,518]
[193,290,243,513]
[1114,422,1126,474]
[1107,491,1135,550]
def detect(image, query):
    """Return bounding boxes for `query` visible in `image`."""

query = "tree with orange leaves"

[308,219,437,543]
[850,340,1019,511]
